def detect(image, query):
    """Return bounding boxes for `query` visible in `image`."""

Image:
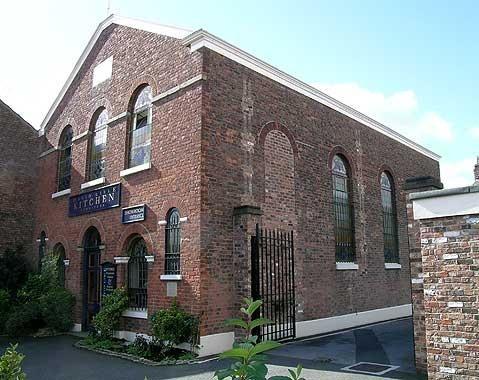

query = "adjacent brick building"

[411,176,479,378]
[33,15,442,356]
[0,99,39,261]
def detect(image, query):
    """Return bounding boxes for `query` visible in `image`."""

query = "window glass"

[165,208,181,275]
[332,155,355,263]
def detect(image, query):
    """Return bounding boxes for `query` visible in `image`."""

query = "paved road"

[0,318,425,380]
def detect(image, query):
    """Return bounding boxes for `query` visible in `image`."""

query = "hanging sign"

[69,183,121,217]
[122,204,147,224]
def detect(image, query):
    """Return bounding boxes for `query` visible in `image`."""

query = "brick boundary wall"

[405,176,443,373]
[411,186,479,379]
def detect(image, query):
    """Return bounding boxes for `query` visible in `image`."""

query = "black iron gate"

[251,224,296,342]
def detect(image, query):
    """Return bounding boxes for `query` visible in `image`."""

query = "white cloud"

[441,157,476,189]
[468,127,479,139]
[313,82,454,143]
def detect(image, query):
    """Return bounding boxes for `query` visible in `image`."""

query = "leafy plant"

[126,336,166,360]
[150,300,199,349]
[0,344,26,380]
[0,246,28,298]
[5,253,75,337]
[0,290,11,334]
[214,298,305,380]
[92,287,129,339]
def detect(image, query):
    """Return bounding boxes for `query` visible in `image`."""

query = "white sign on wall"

[92,56,113,87]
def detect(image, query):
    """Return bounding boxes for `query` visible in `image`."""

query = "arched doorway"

[82,227,102,329]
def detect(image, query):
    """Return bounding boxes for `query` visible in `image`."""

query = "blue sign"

[69,183,121,217]
[122,204,146,224]
[101,262,116,300]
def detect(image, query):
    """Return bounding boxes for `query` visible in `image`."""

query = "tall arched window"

[57,126,73,191]
[332,155,355,263]
[88,108,108,180]
[128,85,152,168]
[53,243,66,286]
[38,231,47,271]
[165,208,181,275]
[127,236,148,310]
[381,172,399,263]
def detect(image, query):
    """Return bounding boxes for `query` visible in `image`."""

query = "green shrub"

[0,246,28,297]
[150,301,199,349]
[92,288,129,339]
[5,253,75,337]
[0,290,11,333]
[5,302,42,337]
[0,344,26,380]
[39,287,75,332]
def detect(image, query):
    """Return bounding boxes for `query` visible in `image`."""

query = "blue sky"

[1,0,477,187]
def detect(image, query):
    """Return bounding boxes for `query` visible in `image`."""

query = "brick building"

[34,15,441,356]
[0,99,39,261]
[410,167,479,378]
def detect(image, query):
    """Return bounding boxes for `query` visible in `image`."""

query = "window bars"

[89,109,108,180]
[332,155,356,263]
[381,172,399,263]
[128,238,148,310]
[57,126,73,191]
[165,208,181,275]
[129,86,152,168]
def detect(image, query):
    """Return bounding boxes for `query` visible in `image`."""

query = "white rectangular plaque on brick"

[447,302,463,308]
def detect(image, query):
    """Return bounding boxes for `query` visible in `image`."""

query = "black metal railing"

[128,249,148,310]
[165,209,181,275]
[251,225,295,342]
[165,253,180,275]
[333,183,356,263]
[383,204,399,263]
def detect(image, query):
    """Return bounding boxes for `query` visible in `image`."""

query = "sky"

[0,0,477,188]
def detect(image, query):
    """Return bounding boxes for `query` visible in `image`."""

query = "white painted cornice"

[182,30,440,161]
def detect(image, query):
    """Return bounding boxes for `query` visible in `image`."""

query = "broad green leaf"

[250,317,274,329]
[296,364,303,375]
[214,368,233,380]
[247,300,263,315]
[219,347,250,360]
[224,318,248,329]
[268,376,291,380]
[250,340,282,356]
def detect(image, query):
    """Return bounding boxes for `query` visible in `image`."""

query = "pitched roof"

[40,15,440,161]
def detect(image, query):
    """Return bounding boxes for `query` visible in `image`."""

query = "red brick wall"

[200,47,441,334]
[418,214,479,378]
[0,100,39,262]
[35,25,203,330]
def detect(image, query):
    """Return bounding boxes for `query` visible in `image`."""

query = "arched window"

[381,172,399,263]
[332,155,355,263]
[127,236,148,310]
[88,108,108,180]
[165,208,181,275]
[38,231,47,271]
[53,243,66,286]
[128,85,152,168]
[57,126,73,191]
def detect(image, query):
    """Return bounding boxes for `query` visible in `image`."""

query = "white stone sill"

[51,188,71,199]
[122,309,148,319]
[80,177,105,190]
[336,262,359,270]
[385,263,402,270]
[160,274,182,281]
[120,162,151,177]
